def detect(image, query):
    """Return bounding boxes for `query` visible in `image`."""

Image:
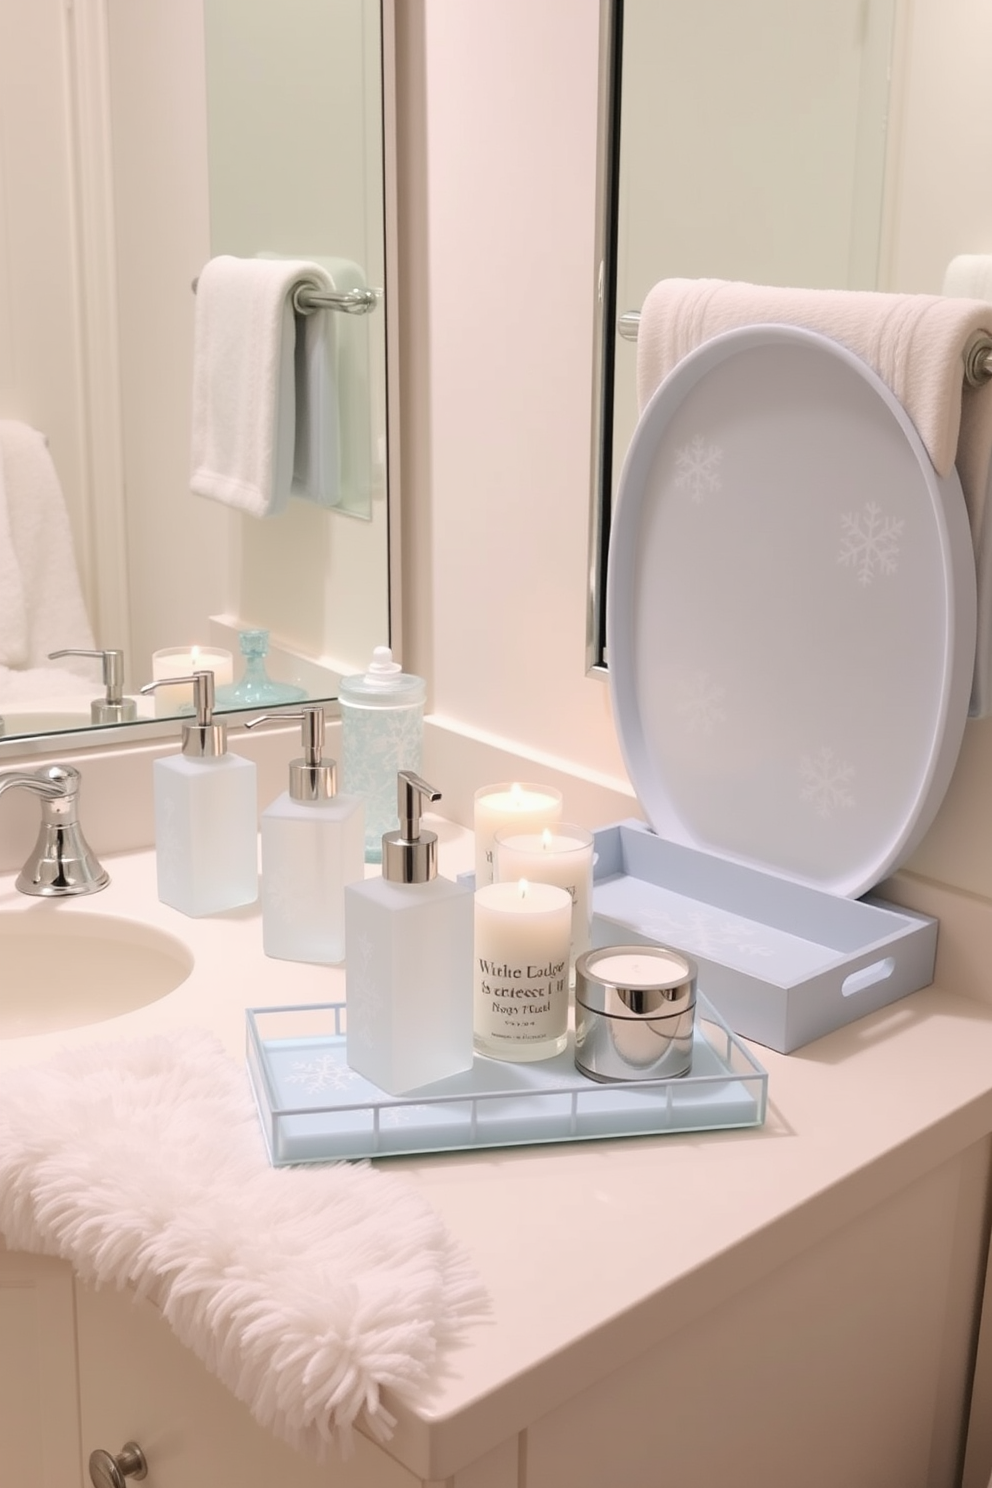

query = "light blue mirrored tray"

[245,997,768,1165]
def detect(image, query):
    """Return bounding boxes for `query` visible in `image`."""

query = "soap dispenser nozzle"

[48,648,137,724]
[139,670,227,756]
[245,705,337,802]
[383,770,441,885]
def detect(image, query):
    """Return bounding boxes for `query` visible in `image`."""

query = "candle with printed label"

[473,781,563,888]
[473,879,572,1062]
[495,824,594,979]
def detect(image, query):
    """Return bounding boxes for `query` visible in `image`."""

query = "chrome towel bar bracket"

[617,310,992,388]
[190,276,379,316]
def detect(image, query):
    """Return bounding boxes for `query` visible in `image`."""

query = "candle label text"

[474,956,568,1044]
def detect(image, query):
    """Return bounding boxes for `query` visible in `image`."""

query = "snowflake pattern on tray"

[675,670,727,734]
[799,747,856,818]
[674,435,723,502]
[838,501,904,585]
[286,1053,362,1096]
[639,906,774,960]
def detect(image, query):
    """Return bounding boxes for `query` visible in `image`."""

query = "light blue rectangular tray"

[592,820,938,1053]
[245,998,767,1165]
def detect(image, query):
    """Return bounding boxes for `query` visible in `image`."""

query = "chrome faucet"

[0,764,109,896]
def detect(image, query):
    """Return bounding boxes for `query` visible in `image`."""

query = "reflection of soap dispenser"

[345,771,473,1095]
[140,670,258,916]
[339,647,426,862]
[245,706,364,963]
[47,648,138,724]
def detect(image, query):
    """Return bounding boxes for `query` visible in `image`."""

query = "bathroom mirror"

[590,0,990,669]
[0,0,394,746]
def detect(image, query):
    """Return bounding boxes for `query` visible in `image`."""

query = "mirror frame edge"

[586,0,622,680]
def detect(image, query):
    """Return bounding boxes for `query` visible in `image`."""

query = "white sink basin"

[0,910,193,1037]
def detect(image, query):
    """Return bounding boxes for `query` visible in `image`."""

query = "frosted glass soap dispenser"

[245,705,364,963]
[344,771,473,1095]
[140,669,258,916]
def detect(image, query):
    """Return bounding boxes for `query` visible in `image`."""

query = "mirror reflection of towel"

[0,420,94,667]
[0,429,28,667]
[190,254,348,518]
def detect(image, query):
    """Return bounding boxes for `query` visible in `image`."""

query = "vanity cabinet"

[0,1249,82,1488]
[2,1107,991,1488]
[74,1282,422,1488]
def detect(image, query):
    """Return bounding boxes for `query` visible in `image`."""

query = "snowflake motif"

[287,1055,361,1095]
[380,1105,414,1129]
[674,435,723,502]
[638,908,774,959]
[799,747,856,818]
[838,502,904,585]
[675,671,726,734]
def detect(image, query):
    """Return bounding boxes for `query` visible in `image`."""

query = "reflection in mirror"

[0,0,391,746]
[590,0,960,669]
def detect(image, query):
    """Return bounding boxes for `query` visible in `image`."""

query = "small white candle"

[473,781,563,887]
[495,824,594,974]
[474,879,572,1062]
[151,646,234,716]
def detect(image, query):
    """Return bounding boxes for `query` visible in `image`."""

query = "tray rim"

[245,993,768,1162]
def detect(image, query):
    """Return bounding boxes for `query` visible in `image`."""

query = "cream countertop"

[2,820,992,1481]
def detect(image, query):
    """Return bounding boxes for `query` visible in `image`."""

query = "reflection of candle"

[495,824,594,975]
[473,879,572,1062]
[151,646,233,716]
[473,781,562,888]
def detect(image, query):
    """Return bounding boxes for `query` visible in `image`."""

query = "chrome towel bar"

[617,310,992,388]
[191,277,378,316]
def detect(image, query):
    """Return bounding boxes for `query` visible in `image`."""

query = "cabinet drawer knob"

[88,1442,148,1488]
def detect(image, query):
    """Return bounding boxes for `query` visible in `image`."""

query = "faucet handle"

[0,763,109,896]
[48,649,137,724]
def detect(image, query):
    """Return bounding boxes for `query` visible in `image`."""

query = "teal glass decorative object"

[214,629,307,709]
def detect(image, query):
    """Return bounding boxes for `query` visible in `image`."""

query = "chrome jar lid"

[574,944,697,1083]
[575,944,696,1017]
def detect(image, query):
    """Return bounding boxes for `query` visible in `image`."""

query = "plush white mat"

[0,1028,487,1455]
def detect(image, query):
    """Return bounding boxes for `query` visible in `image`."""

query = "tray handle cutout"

[842,957,895,998]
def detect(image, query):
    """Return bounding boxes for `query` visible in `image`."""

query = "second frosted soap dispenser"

[140,668,258,916]
[246,706,364,963]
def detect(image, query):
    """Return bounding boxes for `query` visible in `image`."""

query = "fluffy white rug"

[0,1028,487,1455]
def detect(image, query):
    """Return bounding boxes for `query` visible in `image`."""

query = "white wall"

[406,0,627,787]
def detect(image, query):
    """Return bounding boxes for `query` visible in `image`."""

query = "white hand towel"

[0,428,28,667]
[0,420,94,667]
[942,255,992,716]
[635,279,992,715]
[190,255,337,518]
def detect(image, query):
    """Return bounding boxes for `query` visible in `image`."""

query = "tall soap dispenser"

[140,669,258,916]
[344,771,473,1095]
[245,705,364,963]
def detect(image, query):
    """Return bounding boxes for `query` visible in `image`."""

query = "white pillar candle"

[474,879,572,1062]
[151,646,234,716]
[495,824,594,976]
[473,781,563,888]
